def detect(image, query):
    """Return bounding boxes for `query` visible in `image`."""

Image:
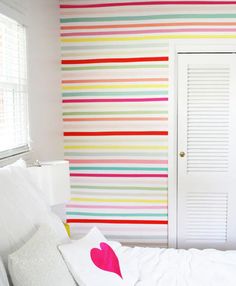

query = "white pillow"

[0,161,69,267]
[0,257,9,286]
[59,227,139,286]
[8,224,76,286]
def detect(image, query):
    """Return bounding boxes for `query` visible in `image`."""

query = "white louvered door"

[177,53,236,250]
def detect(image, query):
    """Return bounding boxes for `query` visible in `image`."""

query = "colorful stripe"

[62,98,168,103]
[62,91,168,97]
[67,205,168,209]
[69,166,168,171]
[64,131,168,136]
[63,117,168,121]
[61,28,236,37]
[62,78,168,83]
[70,173,168,178]
[60,2,236,9]
[60,22,236,30]
[60,14,236,23]
[61,57,168,64]
[67,219,168,224]
[68,159,168,164]
[67,212,168,217]
[70,198,167,203]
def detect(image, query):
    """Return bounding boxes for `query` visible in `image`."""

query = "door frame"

[168,40,236,248]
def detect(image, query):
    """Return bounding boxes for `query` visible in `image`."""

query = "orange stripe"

[60,22,236,30]
[61,78,168,84]
[63,117,168,121]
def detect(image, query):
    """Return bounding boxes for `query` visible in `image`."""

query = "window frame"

[0,9,30,160]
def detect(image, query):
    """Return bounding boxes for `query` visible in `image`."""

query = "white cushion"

[8,224,76,286]
[0,161,69,267]
[0,257,9,286]
[59,227,139,286]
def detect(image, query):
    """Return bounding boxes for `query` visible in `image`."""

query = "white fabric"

[59,227,139,286]
[8,224,76,286]
[0,257,9,286]
[0,160,70,267]
[108,245,236,286]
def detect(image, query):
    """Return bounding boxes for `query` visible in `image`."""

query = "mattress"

[113,244,236,286]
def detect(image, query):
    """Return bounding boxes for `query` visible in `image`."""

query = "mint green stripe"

[71,185,167,191]
[61,64,168,71]
[66,212,168,217]
[63,110,168,116]
[70,166,168,171]
[62,91,168,97]
[60,14,236,23]
[64,152,168,157]
[61,43,169,50]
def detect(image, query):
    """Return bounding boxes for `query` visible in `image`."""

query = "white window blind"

[0,12,29,159]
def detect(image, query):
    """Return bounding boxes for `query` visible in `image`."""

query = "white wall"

[27,0,63,162]
[0,0,63,166]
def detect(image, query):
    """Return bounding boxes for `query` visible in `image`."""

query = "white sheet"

[110,242,236,286]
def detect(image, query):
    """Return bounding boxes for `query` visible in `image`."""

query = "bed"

[1,159,236,286]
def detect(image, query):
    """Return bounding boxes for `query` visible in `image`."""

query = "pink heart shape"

[90,242,123,279]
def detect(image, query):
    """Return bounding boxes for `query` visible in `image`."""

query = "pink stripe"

[68,159,168,164]
[62,78,168,84]
[60,1,236,8]
[61,28,236,37]
[70,173,168,178]
[69,226,165,233]
[63,117,168,122]
[67,204,167,209]
[62,98,168,103]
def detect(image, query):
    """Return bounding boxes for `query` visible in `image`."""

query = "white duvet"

[111,242,236,286]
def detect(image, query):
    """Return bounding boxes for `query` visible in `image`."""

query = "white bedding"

[111,242,236,286]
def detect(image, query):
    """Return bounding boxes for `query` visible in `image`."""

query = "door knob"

[179,151,185,158]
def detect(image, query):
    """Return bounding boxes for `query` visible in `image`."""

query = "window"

[0,12,29,159]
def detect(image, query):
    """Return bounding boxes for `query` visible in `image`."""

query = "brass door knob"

[179,151,185,157]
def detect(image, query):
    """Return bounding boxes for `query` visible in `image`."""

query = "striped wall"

[60,0,236,246]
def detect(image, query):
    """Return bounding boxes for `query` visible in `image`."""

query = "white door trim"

[168,40,236,248]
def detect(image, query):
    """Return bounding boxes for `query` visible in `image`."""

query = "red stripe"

[60,1,236,8]
[61,57,168,65]
[67,219,168,225]
[64,131,168,136]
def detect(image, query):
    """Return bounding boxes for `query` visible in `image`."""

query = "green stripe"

[70,166,168,171]
[71,185,167,191]
[64,152,168,157]
[61,64,168,71]
[60,14,236,23]
[61,43,169,50]
[62,91,168,97]
[71,191,167,197]
[63,110,168,116]
[66,212,168,217]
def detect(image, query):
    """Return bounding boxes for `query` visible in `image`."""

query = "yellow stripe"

[61,34,236,43]
[64,145,168,150]
[71,197,167,203]
[62,84,168,90]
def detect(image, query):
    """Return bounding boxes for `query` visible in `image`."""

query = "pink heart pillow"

[58,227,139,286]
[90,242,123,279]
